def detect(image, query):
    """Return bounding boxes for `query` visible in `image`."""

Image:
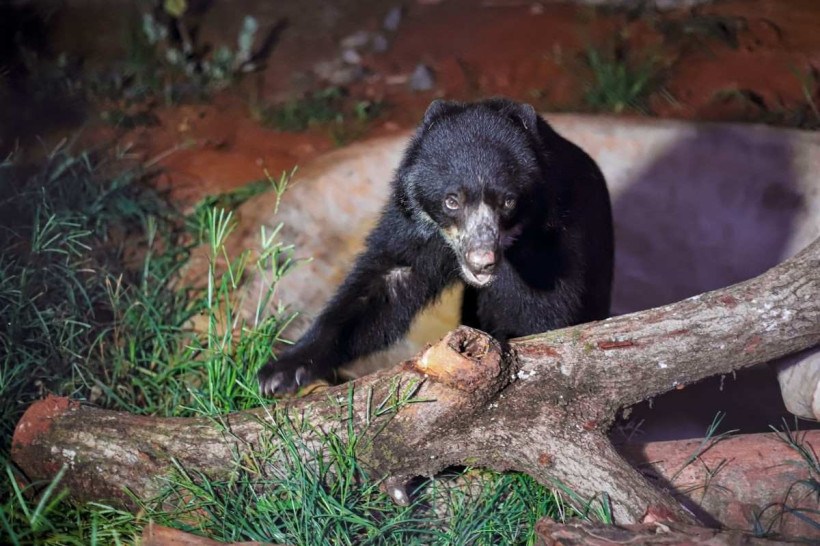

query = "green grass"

[582,46,661,114]
[260,87,348,131]
[0,142,291,422]
[0,141,185,439]
[258,87,385,144]
[132,406,574,545]
[748,420,820,537]
[793,66,820,126]
[0,143,593,545]
[0,467,140,545]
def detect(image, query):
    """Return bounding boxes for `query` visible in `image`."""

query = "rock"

[774,348,820,420]
[385,74,409,85]
[340,30,371,50]
[313,58,365,85]
[341,30,390,55]
[409,63,436,91]
[371,32,390,53]
[341,48,362,65]
[383,6,403,32]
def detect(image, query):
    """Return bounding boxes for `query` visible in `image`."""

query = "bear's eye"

[503,196,517,209]
[444,195,461,211]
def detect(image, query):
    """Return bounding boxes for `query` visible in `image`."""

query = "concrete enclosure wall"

[237,114,819,428]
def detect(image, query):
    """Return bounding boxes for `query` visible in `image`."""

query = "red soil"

[56,0,817,205]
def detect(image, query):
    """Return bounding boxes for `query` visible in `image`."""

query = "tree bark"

[11,239,820,526]
[532,518,789,546]
[620,430,820,538]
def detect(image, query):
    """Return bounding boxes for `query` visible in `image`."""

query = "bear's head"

[397,98,548,287]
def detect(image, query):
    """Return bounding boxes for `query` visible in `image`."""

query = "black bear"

[258,98,614,395]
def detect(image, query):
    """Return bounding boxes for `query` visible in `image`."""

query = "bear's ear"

[484,98,540,135]
[421,99,462,128]
[514,103,539,134]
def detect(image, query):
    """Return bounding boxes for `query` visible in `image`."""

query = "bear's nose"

[466,250,496,272]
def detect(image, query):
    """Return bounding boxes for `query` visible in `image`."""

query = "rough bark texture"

[532,519,790,546]
[620,431,820,538]
[11,239,820,527]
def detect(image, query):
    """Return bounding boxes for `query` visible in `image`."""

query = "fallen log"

[620,430,819,538]
[11,239,820,525]
[532,519,788,546]
[141,523,278,546]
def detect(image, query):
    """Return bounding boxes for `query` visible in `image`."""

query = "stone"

[371,32,390,53]
[409,63,436,91]
[341,48,362,65]
[340,30,371,50]
[383,6,403,32]
[313,58,364,85]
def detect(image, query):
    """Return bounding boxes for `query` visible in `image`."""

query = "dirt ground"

[126,0,820,204]
[3,0,818,204]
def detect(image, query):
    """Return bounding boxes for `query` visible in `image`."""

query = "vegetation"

[2,1,269,134]
[259,87,349,131]
[710,67,820,131]
[752,421,820,537]
[136,7,262,96]
[794,65,820,127]
[257,86,386,144]
[582,45,662,114]
[0,144,585,545]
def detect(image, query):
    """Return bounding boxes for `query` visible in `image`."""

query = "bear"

[258,98,614,395]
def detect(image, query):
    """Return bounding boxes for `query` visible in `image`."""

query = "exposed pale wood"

[141,522,278,546]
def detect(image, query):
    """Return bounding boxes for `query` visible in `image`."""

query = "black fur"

[258,98,614,395]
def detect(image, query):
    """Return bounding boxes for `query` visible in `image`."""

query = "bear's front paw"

[257,355,317,396]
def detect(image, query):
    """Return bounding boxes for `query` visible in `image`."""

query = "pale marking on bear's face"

[441,224,460,246]
[463,203,497,243]
[457,203,500,286]
[429,203,501,287]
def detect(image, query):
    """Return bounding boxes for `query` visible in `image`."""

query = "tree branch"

[11,240,820,526]
[514,238,820,410]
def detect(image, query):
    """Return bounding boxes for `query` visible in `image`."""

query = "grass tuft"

[257,87,385,144]
[582,45,662,114]
[746,420,820,537]
[135,410,577,545]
